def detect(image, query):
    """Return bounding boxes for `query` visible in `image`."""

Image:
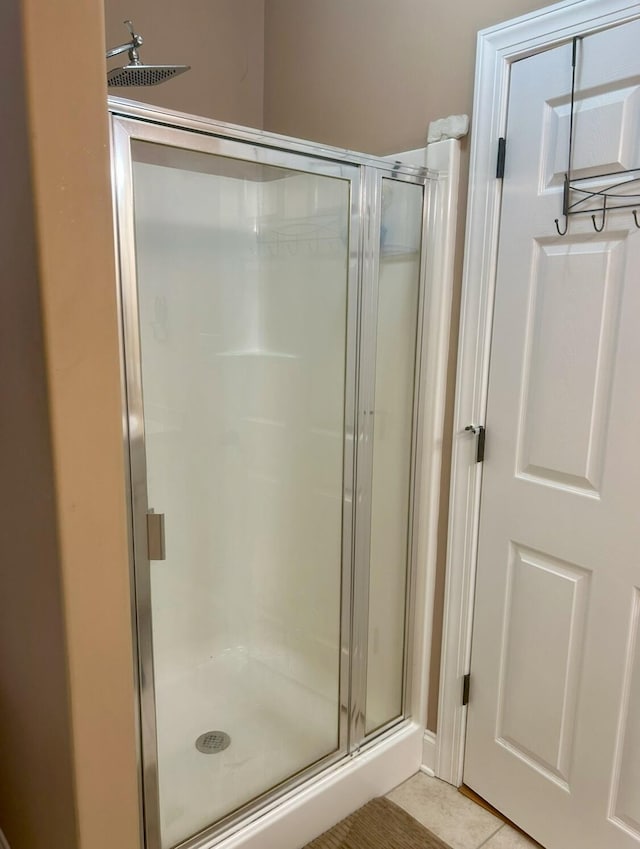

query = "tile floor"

[387,773,540,849]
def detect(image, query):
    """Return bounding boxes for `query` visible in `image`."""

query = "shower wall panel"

[134,164,348,695]
[248,173,349,704]
[134,162,264,685]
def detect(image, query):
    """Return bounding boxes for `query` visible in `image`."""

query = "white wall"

[131,156,351,702]
[132,149,426,722]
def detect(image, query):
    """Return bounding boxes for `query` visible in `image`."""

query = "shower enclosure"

[110,99,434,849]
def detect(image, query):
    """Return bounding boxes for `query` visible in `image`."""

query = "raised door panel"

[497,544,591,787]
[517,236,625,495]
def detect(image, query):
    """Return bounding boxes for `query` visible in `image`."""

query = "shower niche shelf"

[215,349,299,359]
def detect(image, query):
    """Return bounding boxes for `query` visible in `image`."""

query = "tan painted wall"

[263,0,553,731]
[104,0,265,126]
[264,0,549,154]
[0,4,78,847]
[13,0,142,846]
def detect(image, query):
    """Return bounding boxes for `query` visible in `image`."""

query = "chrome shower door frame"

[351,167,432,747]
[109,98,432,849]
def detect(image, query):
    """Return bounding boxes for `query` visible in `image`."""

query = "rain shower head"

[106,20,190,87]
[107,63,190,87]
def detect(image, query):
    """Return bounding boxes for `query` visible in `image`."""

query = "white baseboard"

[421,730,437,777]
[217,722,423,849]
[0,826,11,849]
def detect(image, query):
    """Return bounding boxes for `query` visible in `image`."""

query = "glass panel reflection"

[365,179,423,734]
[131,142,351,846]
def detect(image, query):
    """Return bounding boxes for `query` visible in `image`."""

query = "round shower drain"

[195,730,231,754]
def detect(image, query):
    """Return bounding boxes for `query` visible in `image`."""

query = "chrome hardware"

[146,510,166,561]
[462,673,471,706]
[553,37,640,236]
[465,424,486,463]
[106,20,144,62]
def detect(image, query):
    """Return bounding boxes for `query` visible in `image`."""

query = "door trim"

[437,0,640,787]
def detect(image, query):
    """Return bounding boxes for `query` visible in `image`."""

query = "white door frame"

[436,0,640,787]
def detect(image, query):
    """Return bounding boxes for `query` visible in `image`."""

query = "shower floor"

[155,648,340,848]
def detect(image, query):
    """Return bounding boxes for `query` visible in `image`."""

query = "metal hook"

[633,210,640,229]
[592,198,607,233]
[555,215,568,236]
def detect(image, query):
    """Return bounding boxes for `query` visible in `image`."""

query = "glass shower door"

[365,178,424,733]
[115,123,358,849]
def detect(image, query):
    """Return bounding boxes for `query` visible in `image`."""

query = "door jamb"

[436,0,640,786]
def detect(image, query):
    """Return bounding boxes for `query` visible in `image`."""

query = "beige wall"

[5,0,142,846]
[104,0,265,126]
[0,4,78,847]
[263,0,549,154]
[263,0,552,731]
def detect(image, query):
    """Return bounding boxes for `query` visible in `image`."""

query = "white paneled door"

[464,20,640,849]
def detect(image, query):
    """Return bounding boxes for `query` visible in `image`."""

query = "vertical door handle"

[465,425,486,463]
[146,510,166,560]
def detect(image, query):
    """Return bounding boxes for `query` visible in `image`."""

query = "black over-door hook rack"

[554,36,640,236]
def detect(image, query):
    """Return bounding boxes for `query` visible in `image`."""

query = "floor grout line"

[389,773,541,849]
[475,823,504,849]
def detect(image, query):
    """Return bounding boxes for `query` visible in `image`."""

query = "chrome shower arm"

[106,38,142,60]
[106,20,143,61]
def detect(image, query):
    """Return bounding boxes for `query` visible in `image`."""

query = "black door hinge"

[462,673,471,707]
[465,425,486,463]
[496,137,506,179]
